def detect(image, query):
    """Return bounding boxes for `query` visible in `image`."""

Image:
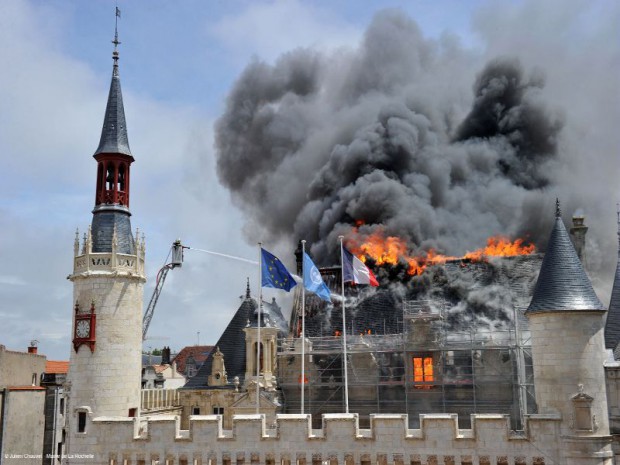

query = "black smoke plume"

[215,11,564,268]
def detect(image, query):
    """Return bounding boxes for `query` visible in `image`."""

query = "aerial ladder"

[141,240,257,340]
[142,239,185,340]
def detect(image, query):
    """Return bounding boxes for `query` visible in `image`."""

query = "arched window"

[106,164,115,191]
[96,163,104,196]
[253,342,264,372]
[118,164,126,192]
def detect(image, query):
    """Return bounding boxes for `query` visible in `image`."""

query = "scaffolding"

[278,299,536,430]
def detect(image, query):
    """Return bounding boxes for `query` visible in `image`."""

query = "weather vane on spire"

[112,6,121,64]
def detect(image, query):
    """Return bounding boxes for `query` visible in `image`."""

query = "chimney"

[28,340,38,354]
[294,240,303,275]
[570,215,588,267]
[162,346,171,365]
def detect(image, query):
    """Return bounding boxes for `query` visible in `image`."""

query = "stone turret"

[243,303,279,392]
[66,18,145,461]
[526,200,611,463]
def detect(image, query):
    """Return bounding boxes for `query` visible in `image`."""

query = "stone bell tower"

[66,18,145,445]
[526,200,612,463]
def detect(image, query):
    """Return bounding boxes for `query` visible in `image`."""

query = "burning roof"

[290,253,542,341]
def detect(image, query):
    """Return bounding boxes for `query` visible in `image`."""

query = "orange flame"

[348,228,535,276]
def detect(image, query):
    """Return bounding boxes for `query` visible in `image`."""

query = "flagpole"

[301,240,306,414]
[257,242,262,414]
[338,235,349,414]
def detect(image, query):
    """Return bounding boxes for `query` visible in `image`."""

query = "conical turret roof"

[94,57,132,157]
[527,201,604,313]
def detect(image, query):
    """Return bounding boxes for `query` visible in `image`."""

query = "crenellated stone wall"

[70,413,572,465]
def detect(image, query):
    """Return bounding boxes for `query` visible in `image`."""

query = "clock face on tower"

[73,302,96,352]
[76,319,91,338]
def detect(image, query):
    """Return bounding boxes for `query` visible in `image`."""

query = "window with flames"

[413,355,434,388]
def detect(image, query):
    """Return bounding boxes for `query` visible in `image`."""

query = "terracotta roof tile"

[45,360,70,374]
[8,386,46,391]
[153,364,169,374]
[172,345,213,374]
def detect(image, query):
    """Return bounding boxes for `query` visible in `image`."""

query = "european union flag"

[261,248,297,292]
[303,252,331,302]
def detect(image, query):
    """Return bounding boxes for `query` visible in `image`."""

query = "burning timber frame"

[278,300,536,430]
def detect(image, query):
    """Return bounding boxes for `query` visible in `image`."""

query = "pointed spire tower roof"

[604,206,620,349]
[89,10,135,255]
[94,13,132,158]
[527,199,604,313]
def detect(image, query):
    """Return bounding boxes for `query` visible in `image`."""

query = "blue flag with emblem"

[261,248,297,292]
[303,252,331,302]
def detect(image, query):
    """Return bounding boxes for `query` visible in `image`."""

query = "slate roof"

[183,293,287,389]
[605,236,620,349]
[290,255,541,340]
[141,354,162,366]
[527,212,604,313]
[91,208,135,254]
[89,52,135,254]
[94,60,132,157]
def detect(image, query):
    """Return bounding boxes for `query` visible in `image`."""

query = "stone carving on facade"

[571,383,596,432]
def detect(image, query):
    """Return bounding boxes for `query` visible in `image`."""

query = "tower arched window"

[118,164,126,192]
[106,164,115,191]
[96,163,104,200]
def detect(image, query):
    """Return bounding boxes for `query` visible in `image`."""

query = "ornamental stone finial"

[556,198,561,218]
[74,228,80,256]
[85,225,93,255]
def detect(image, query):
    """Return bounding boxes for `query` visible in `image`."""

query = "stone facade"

[605,365,620,434]
[528,311,610,435]
[0,387,46,465]
[0,345,47,464]
[527,311,613,463]
[65,233,146,463]
[78,413,571,465]
[0,344,46,387]
[67,272,145,417]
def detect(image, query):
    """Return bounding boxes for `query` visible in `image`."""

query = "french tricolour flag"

[342,247,379,287]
